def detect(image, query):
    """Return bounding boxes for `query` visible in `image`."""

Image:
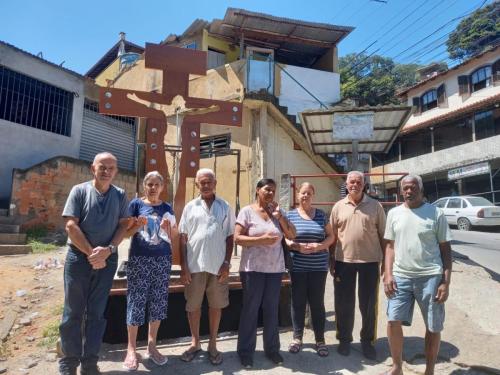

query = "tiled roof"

[401,92,500,135]
[397,45,499,97]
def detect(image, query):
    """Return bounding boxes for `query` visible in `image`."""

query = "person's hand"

[259,232,280,245]
[383,273,397,298]
[88,246,110,269]
[180,267,192,285]
[329,260,335,277]
[435,283,449,303]
[217,262,230,283]
[266,201,282,220]
[304,243,324,253]
[160,218,172,238]
[137,216,148,226]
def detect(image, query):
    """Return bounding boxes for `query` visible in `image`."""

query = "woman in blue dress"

[285,182,335,357]
[123,171,177,371]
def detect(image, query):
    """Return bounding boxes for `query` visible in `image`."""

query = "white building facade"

[371,47,500,204]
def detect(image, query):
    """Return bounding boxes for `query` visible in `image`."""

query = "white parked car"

[432,196,500,231]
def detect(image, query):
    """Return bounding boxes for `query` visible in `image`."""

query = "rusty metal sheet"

[145,43,207,75]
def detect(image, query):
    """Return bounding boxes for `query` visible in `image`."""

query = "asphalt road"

[451,228,500,276]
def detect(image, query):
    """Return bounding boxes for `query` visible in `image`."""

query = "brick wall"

[10,156,137,233]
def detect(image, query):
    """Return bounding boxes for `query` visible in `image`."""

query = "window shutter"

[412,97,421,114]
[458,75,470,95]
[437,84,446,107]
[492,59,500,85]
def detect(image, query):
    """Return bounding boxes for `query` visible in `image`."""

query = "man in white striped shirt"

[178,168,236,366]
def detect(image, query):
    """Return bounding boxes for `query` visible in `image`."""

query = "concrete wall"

[10,156,136,233]
[404,50,500,131]
[371,134,500,184]
[0,44,86,206]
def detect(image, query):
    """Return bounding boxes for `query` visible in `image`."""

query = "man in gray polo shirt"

[59,152,129,375]
[179,168,235,366]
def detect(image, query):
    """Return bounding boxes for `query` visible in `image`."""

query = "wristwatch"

[223,260,232,269]
[108,244,118,254]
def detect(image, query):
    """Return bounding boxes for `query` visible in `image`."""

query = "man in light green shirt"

[383,175,452,375]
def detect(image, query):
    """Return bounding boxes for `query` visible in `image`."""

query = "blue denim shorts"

[386,274,445,332]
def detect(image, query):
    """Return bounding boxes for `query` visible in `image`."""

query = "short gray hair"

[93,152,117,165]
[346,170,365,182]
[401,174,423,191]
[143,170,164,185]
[196,168,215,181]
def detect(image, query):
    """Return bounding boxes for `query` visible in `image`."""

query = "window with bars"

[0,65,74,136]
[199,134,231,158]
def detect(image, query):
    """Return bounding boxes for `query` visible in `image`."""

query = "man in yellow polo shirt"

[329,171,386,360]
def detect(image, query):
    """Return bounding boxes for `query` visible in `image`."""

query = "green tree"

[446,2,499,60]
[339,54,420,106]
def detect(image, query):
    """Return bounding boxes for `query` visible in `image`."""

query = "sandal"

[145,350,168,366]
[209,350,223,365]
[180,347,202,362]
[288,338,302,354]
[123,352,139,371]
[315,342,329,357]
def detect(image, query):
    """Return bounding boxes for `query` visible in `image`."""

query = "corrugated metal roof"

[208,8,353,67]
[0,40,86,79]
[299,105,411,154]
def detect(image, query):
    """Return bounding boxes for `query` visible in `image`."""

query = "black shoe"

[266,352,284,365]
[361,342,377,360]
[80,364,101,375]
[337,341,351,356]
[59,369,77,375]
[240,355,253,369]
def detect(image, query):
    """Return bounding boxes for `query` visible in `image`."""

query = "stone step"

[0,233,27,245]
[0,209,8,216]
[0,224,20,233]
[0,215,16,224]
[0,244,32,255]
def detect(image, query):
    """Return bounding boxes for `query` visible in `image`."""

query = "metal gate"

[80,109,136,171]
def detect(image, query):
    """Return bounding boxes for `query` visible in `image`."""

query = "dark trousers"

[237,272,282,358]
[290,271,327,342]
[59,248,117,372]
[333,261,380,344]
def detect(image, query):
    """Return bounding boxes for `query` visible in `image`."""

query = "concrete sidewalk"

[49,247,500,374]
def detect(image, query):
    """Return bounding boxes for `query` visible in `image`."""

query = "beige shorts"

[184,272,229,311]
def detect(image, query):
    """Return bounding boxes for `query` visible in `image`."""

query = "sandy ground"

[0,247,499,375]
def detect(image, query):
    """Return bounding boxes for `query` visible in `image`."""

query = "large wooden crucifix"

[98,44,242,223]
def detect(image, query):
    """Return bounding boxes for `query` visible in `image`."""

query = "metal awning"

[299,105,412,154]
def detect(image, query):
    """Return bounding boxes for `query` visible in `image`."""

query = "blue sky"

[0,0,493,75]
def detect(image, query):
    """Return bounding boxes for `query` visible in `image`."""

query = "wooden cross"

[99,44,242,222]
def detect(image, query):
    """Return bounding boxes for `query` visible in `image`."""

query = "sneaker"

[59,369,77,375]
[361,342,377,360]
[266,352,284,365]
[240,355,253,369]
[337,341,351,356]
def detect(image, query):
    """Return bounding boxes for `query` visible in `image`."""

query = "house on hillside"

[370,46,500,204]
[95,8,354,208]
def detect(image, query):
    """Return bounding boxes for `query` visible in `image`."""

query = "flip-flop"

[180,348,202,362]
[209,351,223,366]
[145,351,168,366]
[122,353,139,371]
